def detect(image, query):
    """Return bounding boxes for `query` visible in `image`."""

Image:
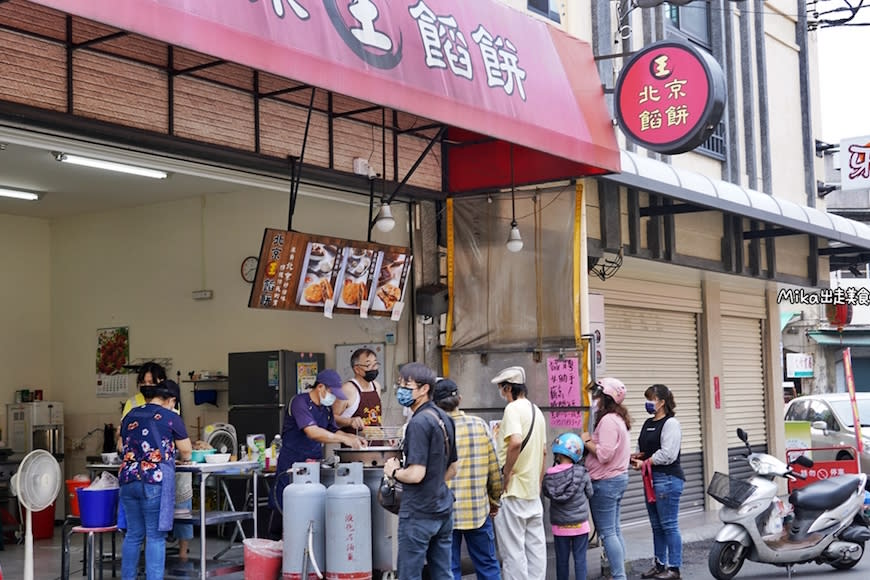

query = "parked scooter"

[707,428,870,579]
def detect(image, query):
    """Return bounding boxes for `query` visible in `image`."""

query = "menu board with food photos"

[248,228,412,318]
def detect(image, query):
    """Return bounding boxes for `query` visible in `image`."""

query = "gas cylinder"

[283,463,326,580]
[325,462,372,580]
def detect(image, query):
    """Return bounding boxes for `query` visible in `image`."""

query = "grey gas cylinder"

[283,462,326,580]
[325,462,372,580]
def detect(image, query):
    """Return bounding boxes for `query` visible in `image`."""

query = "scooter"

[707,428,870,579]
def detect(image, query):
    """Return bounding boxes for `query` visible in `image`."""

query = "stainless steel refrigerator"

[226,349,324,537]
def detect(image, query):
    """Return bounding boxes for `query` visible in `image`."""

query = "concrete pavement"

[585,509,722,579]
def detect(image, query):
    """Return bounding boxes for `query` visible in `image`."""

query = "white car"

[783,392,870,474]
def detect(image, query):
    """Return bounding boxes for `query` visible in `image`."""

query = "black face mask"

[363,369,379,382]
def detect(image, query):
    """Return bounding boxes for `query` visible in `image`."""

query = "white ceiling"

[0,126,295,219]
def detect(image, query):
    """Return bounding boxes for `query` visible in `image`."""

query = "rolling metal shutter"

[722,316,766,450]
[603,305,705,524]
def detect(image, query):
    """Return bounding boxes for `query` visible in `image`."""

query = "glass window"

[785,400,809,422]
[528,0,561,23]
[808,400,838,431]
[667,3,710,47]
[830,399,870,429]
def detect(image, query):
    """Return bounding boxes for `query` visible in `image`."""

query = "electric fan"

[10,449,62,580]
[204,423,237,455]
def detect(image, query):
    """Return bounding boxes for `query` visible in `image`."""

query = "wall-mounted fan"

[204,423,237,455]
[11,449,62,580]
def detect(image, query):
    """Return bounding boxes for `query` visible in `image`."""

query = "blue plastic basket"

[76,488,119,528]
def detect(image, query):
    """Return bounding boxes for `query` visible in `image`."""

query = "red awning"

[27,0,620,193]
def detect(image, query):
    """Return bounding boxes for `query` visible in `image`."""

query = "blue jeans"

[590,473,628,580]
[451,516,500,580]
[398,512,453,580]
[173,498,193,541]
[646,473,684,568]
[554,534,588,580]
[120,481,165,580]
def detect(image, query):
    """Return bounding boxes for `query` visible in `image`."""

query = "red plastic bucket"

[66,479,90,517]
[244,538,282,580]
[31,501,55,540]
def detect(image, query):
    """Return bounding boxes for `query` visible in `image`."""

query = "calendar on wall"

[95,326,132,397]
[96,373,130,398]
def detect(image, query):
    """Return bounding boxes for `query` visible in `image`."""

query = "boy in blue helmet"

[542,433,594,580]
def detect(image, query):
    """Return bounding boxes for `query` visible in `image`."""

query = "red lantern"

[825,303,852,330]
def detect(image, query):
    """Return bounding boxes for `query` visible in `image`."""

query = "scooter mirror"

[791,454,814,468]
[737,428,748,442]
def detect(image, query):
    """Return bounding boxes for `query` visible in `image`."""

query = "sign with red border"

[615,41,726,155]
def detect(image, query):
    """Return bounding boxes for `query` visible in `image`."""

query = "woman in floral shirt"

[119,380,191,580]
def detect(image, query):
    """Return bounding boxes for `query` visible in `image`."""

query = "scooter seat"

[789,475,862,511]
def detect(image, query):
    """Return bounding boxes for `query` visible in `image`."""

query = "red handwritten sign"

[548,357,583,429]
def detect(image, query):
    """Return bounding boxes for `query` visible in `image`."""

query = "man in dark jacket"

[383,363,458,580]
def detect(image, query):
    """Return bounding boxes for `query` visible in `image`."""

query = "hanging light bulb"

[505,144,522,252]
[374,202,396,232]
[506,220,524,252]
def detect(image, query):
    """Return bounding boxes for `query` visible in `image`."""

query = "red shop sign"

[615,41,726,155]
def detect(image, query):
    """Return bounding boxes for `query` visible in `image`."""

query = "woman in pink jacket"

[581,377,631,580]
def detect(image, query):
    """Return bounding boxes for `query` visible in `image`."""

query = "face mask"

[645,401,656,414]
[396,387,416,407]
[320,392,337,407]
[363,369,379,382]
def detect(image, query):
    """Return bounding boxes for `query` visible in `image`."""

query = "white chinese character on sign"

[409,1,446,69]
[440,16,472,80]
[471,25,527,100]
[258,0,310,21]
[409,2,472,79]
[349,0,392,51]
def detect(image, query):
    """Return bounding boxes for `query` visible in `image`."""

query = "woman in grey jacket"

[542,433,594,580]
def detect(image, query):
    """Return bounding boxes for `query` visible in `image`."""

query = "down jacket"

[542,463,594,526]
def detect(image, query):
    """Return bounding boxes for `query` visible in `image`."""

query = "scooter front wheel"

[708,540,747,580]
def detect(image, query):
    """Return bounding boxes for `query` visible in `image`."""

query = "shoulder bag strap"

[422,409,450,458]
[519,400,537,454]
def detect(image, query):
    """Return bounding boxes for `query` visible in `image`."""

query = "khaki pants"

[493,496,546,580]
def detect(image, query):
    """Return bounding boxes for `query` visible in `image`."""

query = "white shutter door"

[604,305,705,522]
[722,316,766,448]
[604,305,702,453]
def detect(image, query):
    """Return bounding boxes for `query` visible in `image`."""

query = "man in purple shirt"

[269,369,366,537]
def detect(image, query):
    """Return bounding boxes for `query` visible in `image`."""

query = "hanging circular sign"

[615,40,726,155]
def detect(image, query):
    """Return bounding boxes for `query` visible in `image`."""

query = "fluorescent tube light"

[0,188,40,201]
[52,152,168,179]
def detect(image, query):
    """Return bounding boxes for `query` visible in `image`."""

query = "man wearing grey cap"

[491,365,547,580]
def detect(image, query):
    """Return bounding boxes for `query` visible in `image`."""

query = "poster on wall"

[547,356,584,429]
[248,228,412,318]
[96,326,131,397]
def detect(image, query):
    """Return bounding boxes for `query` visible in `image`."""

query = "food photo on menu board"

[335,246,376,310]
[248,228,411,317]
[296,241,340,307]
[372,251,411,313]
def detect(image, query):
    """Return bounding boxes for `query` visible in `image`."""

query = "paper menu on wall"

[547,356,584,429]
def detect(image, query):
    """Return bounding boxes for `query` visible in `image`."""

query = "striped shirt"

[447,410,504,530]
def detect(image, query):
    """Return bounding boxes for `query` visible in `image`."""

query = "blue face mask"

[645,401,656,414]
[396,386,416,407]
[321,392,337,407]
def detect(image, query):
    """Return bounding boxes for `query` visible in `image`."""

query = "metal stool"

[62,522,117,580]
